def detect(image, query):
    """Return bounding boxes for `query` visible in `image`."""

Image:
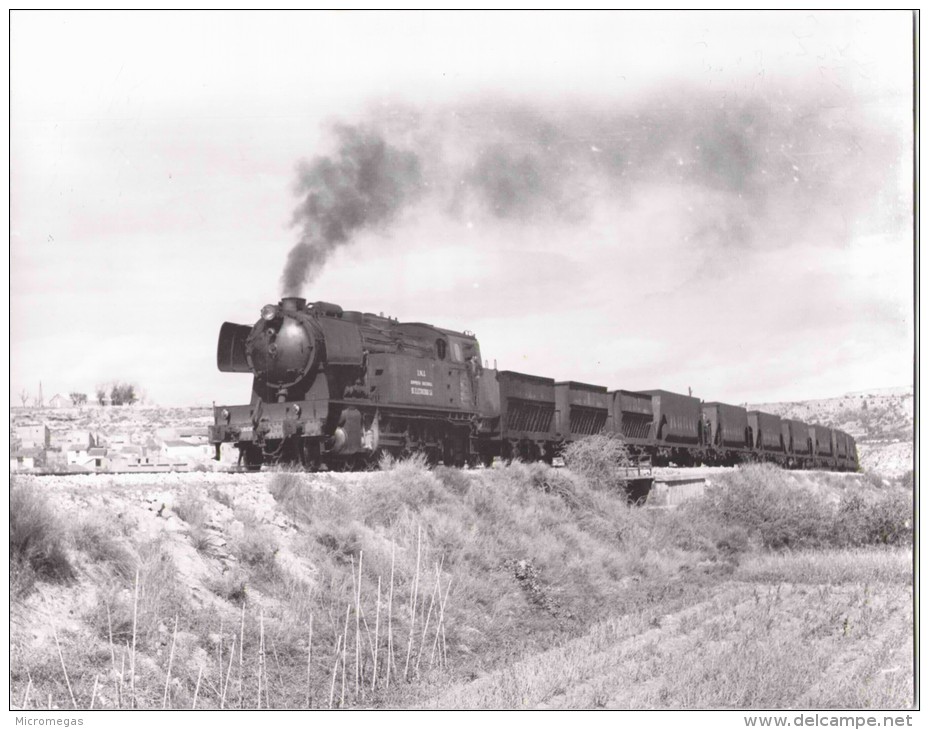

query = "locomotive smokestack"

[281,297,306,313]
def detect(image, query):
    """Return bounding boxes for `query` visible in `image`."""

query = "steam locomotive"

[210,298,859,472]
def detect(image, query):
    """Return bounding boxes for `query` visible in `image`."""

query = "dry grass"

[424,548,912,709]
[10,480,74,596]
[8,454,914,710]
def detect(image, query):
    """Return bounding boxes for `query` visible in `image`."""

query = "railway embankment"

[10,460,912,709]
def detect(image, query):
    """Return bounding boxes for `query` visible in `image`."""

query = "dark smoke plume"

[283,125,422,294]
[282,89,898,290]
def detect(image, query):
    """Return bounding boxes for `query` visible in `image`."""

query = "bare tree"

[19,388,29,407]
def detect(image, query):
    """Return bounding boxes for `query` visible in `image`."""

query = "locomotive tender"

[211,298,859,472]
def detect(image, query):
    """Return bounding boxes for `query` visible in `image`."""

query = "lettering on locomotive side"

[411,366,434,395]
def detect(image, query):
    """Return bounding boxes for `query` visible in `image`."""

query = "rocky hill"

[749,386,913,478]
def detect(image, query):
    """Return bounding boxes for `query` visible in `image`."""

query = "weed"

[562,433,631,491]
[207,487,235,510]
[71,516,135,580]
[173,490,209,527]
[231,525,279,573]
[207,569,250,606]
[10,481,73,594]
[433,467,471,496]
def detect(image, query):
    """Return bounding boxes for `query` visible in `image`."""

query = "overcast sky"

[11,11,914,407]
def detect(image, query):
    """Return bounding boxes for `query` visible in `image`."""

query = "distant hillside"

[749,386,913,478]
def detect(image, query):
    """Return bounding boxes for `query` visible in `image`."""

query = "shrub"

[207,486,235,510]
[434,466,472,496]
[88,538,190,649]
[173,489,209,527]
[10,481,73,594]
[71,515,135,580]
[231,522,278,573]
[562,433,631,492]
[693,465,914,551]
[697,465,834,550]
[207,568,249,605]
[836,489,912,547]
[525,462,591,511]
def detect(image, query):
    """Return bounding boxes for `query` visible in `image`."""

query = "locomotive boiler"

[212,297,483,469]
[211,298,859,472]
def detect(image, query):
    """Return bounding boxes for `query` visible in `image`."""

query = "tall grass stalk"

[20,673,32,710]
[52,625,77,709]
[340,603,350,707]
[387,542,395,689]
[89,676,99,709]
[105,603,120,707]
[431,576,453,667]
[120,648,127,709]
[372,576,381,690]
[217,615,223,702]
[328,636,342,709]
[354,552,362,698]
[237,603,245,708]
[192,666,203,709]
[130,570,139,708]
[220,635,236,708]
[416,562,442,675]
[162,614,179,708]
[305,613,313,708]
[257,610,265,709]
[405,526,422,681]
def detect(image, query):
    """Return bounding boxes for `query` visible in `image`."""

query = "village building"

[161,439,212,464]
[10,447,45,472]
[46,393,69,409]
[65,430,96,450]
[16,425,50,449]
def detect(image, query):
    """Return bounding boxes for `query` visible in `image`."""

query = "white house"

[47,394,69,409]
[16,425,50,449]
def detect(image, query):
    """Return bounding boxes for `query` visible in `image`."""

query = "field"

[9,455,913,710]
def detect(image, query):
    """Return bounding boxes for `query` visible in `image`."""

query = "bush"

[231,517,279,573]
[562,434,631,491]
[697,465,834,550]
[836,489,912,547]
[71,516,135,580]
[433,466,472,496]
[10,481,73,594]
[207,568,249,605]
[525,462,592,512]
[173,490,209,526]
[693,465,914,551]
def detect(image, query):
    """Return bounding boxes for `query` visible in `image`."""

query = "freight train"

[211,298,859,472]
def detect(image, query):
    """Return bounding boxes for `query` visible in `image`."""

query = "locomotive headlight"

[260,304,279,321]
